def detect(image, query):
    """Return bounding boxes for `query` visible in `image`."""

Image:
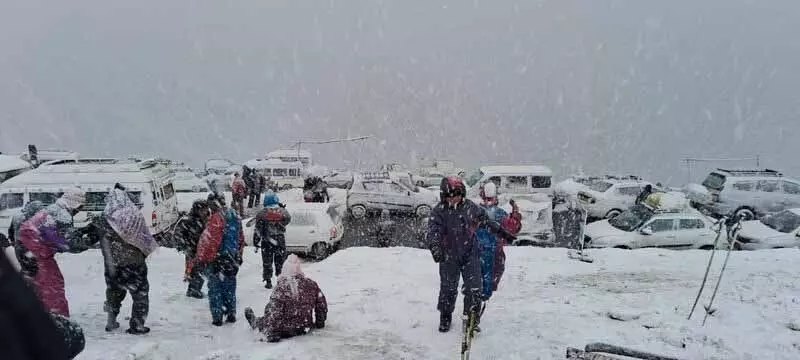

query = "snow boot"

[244,307,256,328]
[212,319,224,327]
[438,312,452,333]
[105,312,120,332]
[126,318,150,335]
[226,313,237,324]
[264,279,273,289]
[186,289,204,299]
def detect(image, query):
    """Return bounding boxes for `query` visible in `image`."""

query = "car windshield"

[465,170,483,187]
[609,204,655,232]
[760,210,800,233]
[589,181,613,192]
[702,173,726,191]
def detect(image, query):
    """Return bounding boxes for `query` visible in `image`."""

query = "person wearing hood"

[252,192,291,289]
[427,177,516,333]
[86,187,160,334]
[7,201,45,245]
[231,173,246,216]
[18,189,86,317]
[174,200,210,299]
[194,193,245,326]
[476,183,521,306]
[244,254,327,343]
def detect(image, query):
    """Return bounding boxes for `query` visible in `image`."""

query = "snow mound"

[62,247,800,359]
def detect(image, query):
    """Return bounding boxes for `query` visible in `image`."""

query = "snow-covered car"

[204,158,239,176]
[244,203,345,260]
[172,173,213,214]
[323,171,354,189]
[347,172,438,219]
[578,179,653,220]
[414,172,445,187]
[0,154,32,184]
[585,204,718,250]
[501,199,553,244]
[735,209,800,250]
[686,169,800,220]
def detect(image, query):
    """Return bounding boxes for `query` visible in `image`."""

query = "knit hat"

[57,188,86,211]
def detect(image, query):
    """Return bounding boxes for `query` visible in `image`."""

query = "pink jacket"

[18,210,71,316]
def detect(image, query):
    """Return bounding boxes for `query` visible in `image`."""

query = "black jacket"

[174,214,206,257]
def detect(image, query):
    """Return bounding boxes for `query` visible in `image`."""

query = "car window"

[757,180,780,193]
[645,218,675,232]
[162,183,175,200]
[732,181,754,191]
[273,168,287,177]
[0,193,24,211]
[679,218,705,230]
[361,182,382,192]
[531,176,551,189]
[290,211,318,226]
[617,186,641,196]
[782,181,800,195]
[29,192,63,205]
[505,176,528,189]
[386,183,408,194]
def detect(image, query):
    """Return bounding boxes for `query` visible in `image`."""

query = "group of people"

[230,166,273,216]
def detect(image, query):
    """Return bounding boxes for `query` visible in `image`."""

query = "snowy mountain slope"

[62,247,800,360]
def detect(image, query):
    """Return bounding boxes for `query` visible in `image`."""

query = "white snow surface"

[63,247,800,360]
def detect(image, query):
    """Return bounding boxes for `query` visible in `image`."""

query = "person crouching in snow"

[194,193,245,326]
[476,183,521,303]
[18,188,86,317]
[91,186,160,334]
[175,199,210,298]
[244,254,328,342]
[427,177,516,333]
[252,192,291,289]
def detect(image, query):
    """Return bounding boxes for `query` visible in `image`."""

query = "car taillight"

[329,226,337,238]
[151,211,157,227]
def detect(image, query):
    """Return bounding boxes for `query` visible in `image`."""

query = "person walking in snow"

[427,177,515,333]
[635,184,654,205]
[476,183,521,303]
[247,169,261,209]
[194,193,245,326]
[18,189,86,317]
[88,186,160,334]
[174,199,210,298]
[244,254,327,343]
[252,192,291,289]
[231,172,247,216]
[7,201,45,245]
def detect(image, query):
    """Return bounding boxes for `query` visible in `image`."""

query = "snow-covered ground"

[64,247,800,360]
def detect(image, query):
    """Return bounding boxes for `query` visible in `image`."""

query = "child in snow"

[194,193,245,326]
[251,192,291,289]
[244,254,328,342]
[91,186,159,334]
[18,189,86,317]
[476,183,521,302]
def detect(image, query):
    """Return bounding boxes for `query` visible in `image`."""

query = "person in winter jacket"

[194,193,245,326]
[18,189,86,317]
[635,184,654,205]
[476,183,521,303]
[87,187,159,334]
[0,252,79,360]
[7,201,45,245]
[244,254,327,342]
[427,177,515,333]
[174,200,210,298]
[247,170,261,209]
[252,192,291,289]
[231,173,246,216]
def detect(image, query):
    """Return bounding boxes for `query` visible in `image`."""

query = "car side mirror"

[640,227,653,236]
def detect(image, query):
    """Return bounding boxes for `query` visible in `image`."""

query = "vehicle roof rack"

[360,171,391,181]
[716,168,782,177]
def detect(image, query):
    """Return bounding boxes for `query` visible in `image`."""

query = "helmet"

[440,176,466,199]
[263,192,280,207]
[482,182,497,199]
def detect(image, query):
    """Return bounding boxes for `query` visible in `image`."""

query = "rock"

[607,310,641,322]
[787,320,800,332]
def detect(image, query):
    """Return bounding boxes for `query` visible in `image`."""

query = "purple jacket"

[427,199,495,263]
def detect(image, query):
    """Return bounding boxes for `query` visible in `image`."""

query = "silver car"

[688,169,800,220]
[346,173,438,219]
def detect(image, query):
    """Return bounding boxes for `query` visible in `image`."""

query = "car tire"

[350,205,367,219]
[415,205,432,218]
[733,207,756,221]
[311,242,330,261]
[605,209,623,219]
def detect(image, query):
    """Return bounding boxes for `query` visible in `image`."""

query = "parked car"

[686,168,800,221]
[172,172,213,214]
[584,204,718,250]
[204,158,240,176]
[735,209,800,250]
[577,179,654,220]
[414,172,446,187]
[464,165,553,202]
[346,172,438,219]
[323,171,355,189]
[244,203,345,260]
[0,154,32,184]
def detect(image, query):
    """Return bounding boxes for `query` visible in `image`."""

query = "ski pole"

[687,217,725,320]
[702,218,741,326]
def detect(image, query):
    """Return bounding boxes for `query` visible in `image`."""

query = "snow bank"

[63,247,800,359]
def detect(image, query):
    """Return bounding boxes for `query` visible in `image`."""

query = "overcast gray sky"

[1,0,798,184]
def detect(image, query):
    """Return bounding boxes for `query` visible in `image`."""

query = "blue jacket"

[219,209,241,255]
[476,204,508,298]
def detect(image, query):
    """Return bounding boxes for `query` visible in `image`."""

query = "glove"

[430,246,443,263]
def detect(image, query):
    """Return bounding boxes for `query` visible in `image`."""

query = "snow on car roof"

[787,208,800,216]
[0,154,31,173]
[0,162,171,188]
[479,165,552,176]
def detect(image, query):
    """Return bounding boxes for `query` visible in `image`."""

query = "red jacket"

[192,210,244,272]
[232,179,246,197]
[254,275,328,338]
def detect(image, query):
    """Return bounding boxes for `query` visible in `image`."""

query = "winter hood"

[104,189,158,256]
[276,254,305,298]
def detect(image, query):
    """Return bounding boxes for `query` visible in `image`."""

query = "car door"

[359,181,384,209]
[780,180,800,209]
[636,218,677,248]
[384,182,413,210]
[675,217,713,249]
[755,180,783,213]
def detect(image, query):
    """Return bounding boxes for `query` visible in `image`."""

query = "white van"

[464,165,553,200]
[244,158,304,190]
[0,159,180,240]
